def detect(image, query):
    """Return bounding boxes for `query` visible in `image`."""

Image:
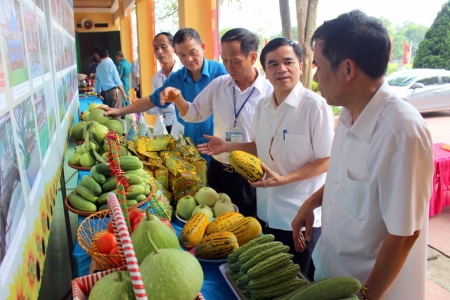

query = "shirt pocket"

[343,171,369,221]
[281,134,312,166]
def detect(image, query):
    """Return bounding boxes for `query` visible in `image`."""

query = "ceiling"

[73,0,119,13]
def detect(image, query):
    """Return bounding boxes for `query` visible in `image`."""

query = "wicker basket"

[65,185,153,217]
[68,162,92,171]
[73,193,205,300]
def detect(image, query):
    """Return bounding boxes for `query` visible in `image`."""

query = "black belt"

[214,159,234,173]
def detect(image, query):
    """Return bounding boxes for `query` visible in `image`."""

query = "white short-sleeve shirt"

[250,82,335,230]
[313,81,434,299]
[182,70,273,164]
[146,60,184,126]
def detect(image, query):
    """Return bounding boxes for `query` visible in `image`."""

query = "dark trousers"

[104,87,123,109]
[258,218,321,281]
[208,158,256,217]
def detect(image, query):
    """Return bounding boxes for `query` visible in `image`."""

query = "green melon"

[131,207,180,264]
[89,270,136,300]
[82,110,90,122]
[88,108,110,125]
[140,233,203,300]
[80,153,96,167]
[88,102,101,111]
[68,152,81,166]
[105,119,124,136]
[71,121,86,140]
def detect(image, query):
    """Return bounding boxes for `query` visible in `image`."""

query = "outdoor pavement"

[423,111,450,299]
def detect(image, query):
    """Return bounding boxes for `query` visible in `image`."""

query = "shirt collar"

[225,68,267,93]
[183,58,209,81]
[266,81,304,109]
[344,80,393,143]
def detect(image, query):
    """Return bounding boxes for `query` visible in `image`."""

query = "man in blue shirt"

[115,50,132,107]
[104,28,227,152]
[95,47,128,108]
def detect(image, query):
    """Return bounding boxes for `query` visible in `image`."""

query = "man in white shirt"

[291,11,434,299]
[131,56,140,98]
[160,28,273,217]
[183,37,334,279]
[146,32,183,133]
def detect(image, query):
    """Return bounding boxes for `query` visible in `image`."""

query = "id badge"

[225,127,243,143]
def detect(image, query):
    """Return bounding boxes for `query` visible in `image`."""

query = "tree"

[295,0,318,89]
[279,0,293,39]
[414,1,450,69]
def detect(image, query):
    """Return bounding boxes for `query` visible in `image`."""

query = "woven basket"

[65,186,153,217]
[68,162,92,171]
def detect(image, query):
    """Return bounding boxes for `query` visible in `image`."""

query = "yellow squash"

[194,231,239,259]
[179,212,210,248]
[226,217,262,246]
[229,150,264,181]
[206,212,244,235]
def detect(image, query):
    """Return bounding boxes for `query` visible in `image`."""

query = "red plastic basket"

[72,193,205,300]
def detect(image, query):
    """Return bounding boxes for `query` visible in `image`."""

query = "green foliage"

[414,1,450,69]
[311,81,319,93]
[386,63,398,75]
[331,106,341,116]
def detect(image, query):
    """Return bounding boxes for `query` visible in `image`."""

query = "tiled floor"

[38,141,79,300]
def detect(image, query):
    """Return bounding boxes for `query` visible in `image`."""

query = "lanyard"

[233,86,255,127]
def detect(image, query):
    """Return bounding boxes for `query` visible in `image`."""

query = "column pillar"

[178,0,219,61]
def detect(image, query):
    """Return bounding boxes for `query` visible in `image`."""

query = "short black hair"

[260,38,303,70]
[115,51,124,58]
[173,28,202,46]
[92,46,102,55]
[221,28,259,57]
[154,32,174,45]
[97,47,108,59]
[311,10,390,79]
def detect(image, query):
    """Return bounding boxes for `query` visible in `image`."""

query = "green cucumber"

[98,204,109,211]
[80,175,102,196]
[247,253,294,280]
[127,200,138,206]
[238,241,283,264]
[124,174,143,185]
[90,166,106,184]
[249,277,307,300]
[68,193,97,212]
[74,185,98,203]
[102,177,117,192]
[98,192,110,205]
[246,263,300,291]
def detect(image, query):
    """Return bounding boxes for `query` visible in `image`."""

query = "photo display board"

[0,0,78,298]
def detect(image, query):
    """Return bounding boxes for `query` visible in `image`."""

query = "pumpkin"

[131,206,180,264]
[89,270,135,300]
[141,232,204,300]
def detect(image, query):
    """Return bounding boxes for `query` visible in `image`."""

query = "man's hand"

[291,186,323,252]
[123,93,129,102]
[197,135,227,156]
[101,105,122,118]
[160,87,182,106]
[249,163,285,188]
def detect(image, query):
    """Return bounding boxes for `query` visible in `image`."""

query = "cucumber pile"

[227,235,307,299]
[226,234,362,300]
[68,156,152,213]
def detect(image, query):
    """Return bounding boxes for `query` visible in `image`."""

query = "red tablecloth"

[430,143,450,217]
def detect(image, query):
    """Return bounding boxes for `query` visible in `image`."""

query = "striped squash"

[206,212,244,235]
[194,231,238,259]
[229,150,264,181]
[226,217,262,246]
[179,212,210,248]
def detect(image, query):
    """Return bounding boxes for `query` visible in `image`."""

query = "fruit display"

[131,207,180,264]
[67,156,152,213]
[140,233,204,300]
[176,187,237,222]
[229,150,265,181]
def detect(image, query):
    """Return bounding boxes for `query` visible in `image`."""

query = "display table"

[430,143,450,217]
[75,95,103,123]
[72,172,237,299]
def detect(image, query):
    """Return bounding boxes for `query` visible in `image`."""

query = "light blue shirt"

[95,57,122,92]
[151,58,227,147]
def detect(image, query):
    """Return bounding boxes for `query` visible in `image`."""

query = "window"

[416,76,439,86]
[441,74,450,84]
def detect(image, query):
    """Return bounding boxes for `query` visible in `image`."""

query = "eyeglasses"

[269,136,274,161]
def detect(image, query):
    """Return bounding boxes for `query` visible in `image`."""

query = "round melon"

[88,102,101,111]
[140,234,203,300]
[88,108,110,125]
[80,153,96,167]
[131,207,180,264]
[89,270,135,300]
[71,121,86,140]
[82,110,90,122]
[105,119,124,136]
[68,152,81,166]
